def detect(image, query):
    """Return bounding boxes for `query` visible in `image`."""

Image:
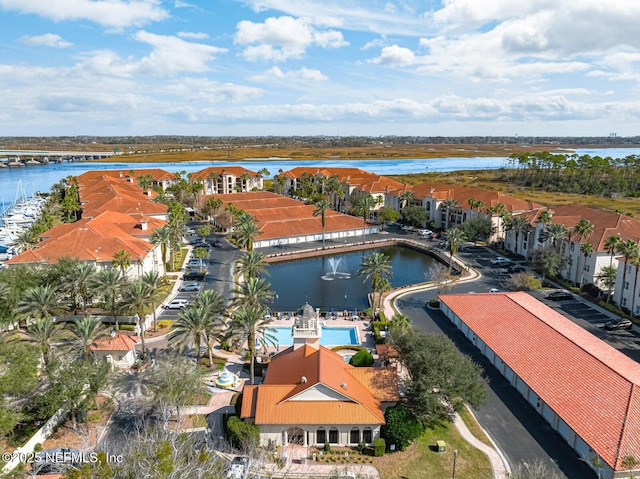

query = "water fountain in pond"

[321,257,351,281]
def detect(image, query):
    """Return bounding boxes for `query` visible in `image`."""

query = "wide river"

[1,147,639,201]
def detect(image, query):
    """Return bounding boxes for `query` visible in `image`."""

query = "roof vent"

[301,376,307,383]
[341,383,347,388]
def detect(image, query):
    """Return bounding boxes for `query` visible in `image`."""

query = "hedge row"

[330,345,365,352]
[372,321,391,344]
[225,416,259,449]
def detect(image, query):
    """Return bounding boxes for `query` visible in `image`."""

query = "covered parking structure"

[439,292,640,479]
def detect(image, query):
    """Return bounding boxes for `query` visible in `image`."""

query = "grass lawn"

[459,407,492,448]
[374,421,493,479]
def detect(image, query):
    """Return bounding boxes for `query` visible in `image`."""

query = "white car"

[165,299,189,309]
[401,225,414,231]
[179,282,201,292]
[417,229,433,236]
[490,256,511,266]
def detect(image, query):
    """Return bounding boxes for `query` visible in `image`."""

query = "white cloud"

[177,31,209,40]
[20,33,72,48]
[174,0,195,7]
[0,0,169,29]
[248,66,327,82]
[371,45,416,67]
[78,31,227,78]
[235,16,347,61]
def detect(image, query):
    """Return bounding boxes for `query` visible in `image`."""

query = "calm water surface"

[266,245,440,311]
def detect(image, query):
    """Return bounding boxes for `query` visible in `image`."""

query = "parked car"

[489,288,500,293]
[165,299,189,309]
[546,290,573,301]
[604,318,633,331]
[192,242,210,250]
[417,229,433,237]
[186,228,196,235]
[508,265,526,274]
[212,239,222,248]
[184,271,206,281]
[490,256,511,266]
[226,456,250,479]
[401,225,414,231]
[179,282,201,292]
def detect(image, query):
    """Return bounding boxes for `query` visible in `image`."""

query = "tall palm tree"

[73,263,97,317]
[24,317,67,365]
[441,198,459,230]
[66,316,109,360]
[169,305,210,361]
[617,239,639,307]
[112,250,132,278]
[630,254,640,318]
[377,278,392,309]
[16,285,68,329]
[150,225,172,278]
[400,190,415,210]
[506,216,529,256]
[604,235,622,302]
[205,197,223,224]
[236,250,270,281]
[121,280,152,357]
[578,243,594,287]
[140,271,163,331]
[358,252,393,297]
[487,202,508,245]
[232,277,274,309]
[573,219,594,284]
[235,222,260,251]
[444,227,467,272]
[540,223,570,251]
[92,268,125,330]
[194,290,227,367]
[538,209,552,225]
[14,231,36,253]
[230,305,276,385]
[313,199,332,249]
[352,195,380,244]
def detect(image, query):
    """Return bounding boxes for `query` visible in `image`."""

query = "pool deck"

[263,313,377,354]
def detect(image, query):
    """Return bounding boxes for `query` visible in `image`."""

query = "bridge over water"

[0,149,117,166]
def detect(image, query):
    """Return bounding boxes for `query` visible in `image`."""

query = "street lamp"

[452,449,458,479]
[344,294,347,310]
[275,294,279,314]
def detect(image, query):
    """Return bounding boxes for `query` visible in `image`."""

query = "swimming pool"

[267,326,359,346]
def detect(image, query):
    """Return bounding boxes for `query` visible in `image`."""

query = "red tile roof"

[241,345,397,425]
[90,335,140,352]
[439,292,640,470]
[549,205,640,252]
[281,167,409,195]
[77,168,177,182]
[190,166,260,179]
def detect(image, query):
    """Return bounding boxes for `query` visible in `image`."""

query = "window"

[570,243,575,252]
[625,281,630,290]
[350,428,360,444]
[623,298,628,307]
[329,428,339,444]
[362,428,372,444]
[316,428,326,444]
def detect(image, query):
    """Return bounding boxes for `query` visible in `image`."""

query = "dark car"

[604,318,633,331]
[508,265,526,274]
[212,239,222,248]
[192,242,210,250]
[184,271,206,281]
[546,290,573,301]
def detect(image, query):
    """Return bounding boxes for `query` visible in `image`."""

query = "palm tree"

[578,243,594,287]
[140,271,163,331]
[232,277,274,309]
[236,250,270,281]
[540,223,570,251]
[235,222,260,251]
[73,263,97,317]
[630,254,640,317]
[377,278,392,309]
[538,209,552,225]
[604,235,622,302]
[444,227,467,272]
[467,197,486,215]
[205,197,223,224]
[506,216,529,256]
[441,198,459,230]
[352,195,380,244]
[66,316,109,360]
[16,285,68,329]
[313,199,332,249]
[121,280,152,357]
[573,219,594,284]
[400,190,415,210]
[14,230,36,253]
[617,239,639,307]
[193,290,227,367]
[169,305,210,361]
[150,226,172,278]
[24,317,67,365]
[358,253,393,299]
[230,305,276,385]
[112,250,132,278]
[91,268,125,330]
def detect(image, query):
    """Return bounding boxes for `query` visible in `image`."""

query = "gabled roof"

[280,167,409,195]
[190,166,260,179]
[77,168,177,182]
[549,205,640,252]
[439,292,640,470]
[90,335,140,352]
[240,345,397,425]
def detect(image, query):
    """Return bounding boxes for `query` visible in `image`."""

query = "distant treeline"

[1,135,639,148]
[504,151,640,197]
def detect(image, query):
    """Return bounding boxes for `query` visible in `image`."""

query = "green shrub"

[381,405,423,451]
[363,308,374,317]
[372,321,391,344]
[599,301,634,320]
[220,340,231,351]
[157,320,172,329]
[349,350,374,367]
[231,393,243,416]
[330,345,365,353]
[373,438,386,457]
[378,311,387,322]
[226,416,259,449]
[581,283,603,298]
[118,324,136,331]
[324,442,331,453]
[33,443,43,452]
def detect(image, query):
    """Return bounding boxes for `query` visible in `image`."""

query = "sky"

[1,0,639,137]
